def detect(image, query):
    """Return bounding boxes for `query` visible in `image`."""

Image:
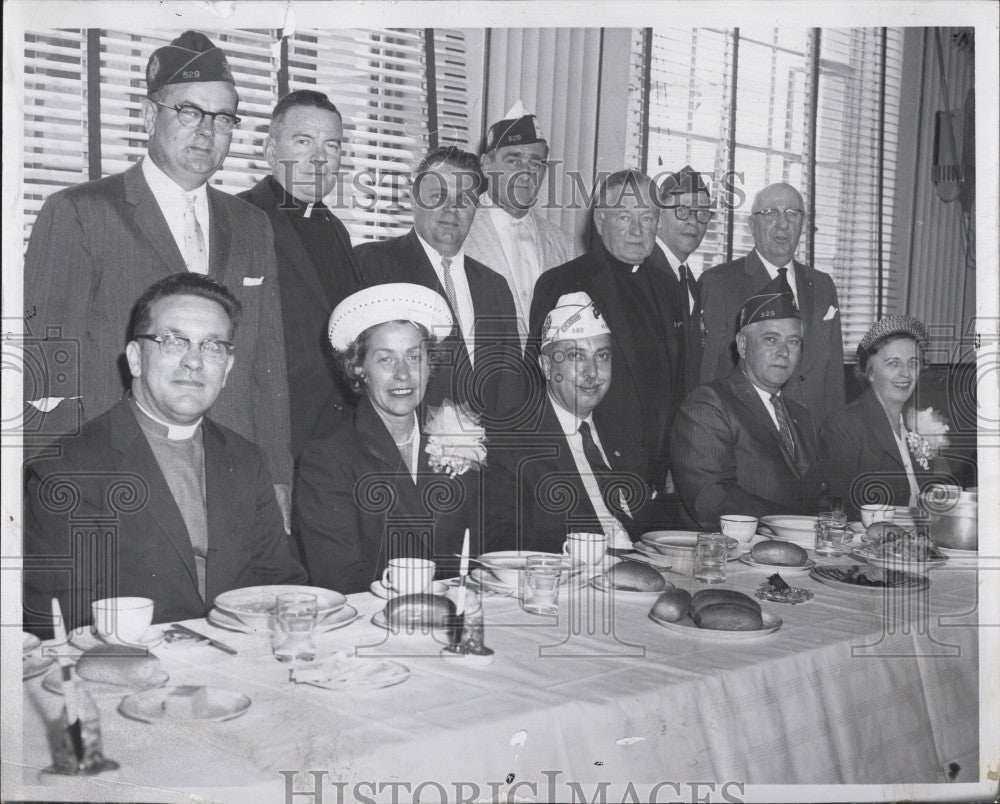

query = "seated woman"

[294,284,485,594]
[819,315,949,518]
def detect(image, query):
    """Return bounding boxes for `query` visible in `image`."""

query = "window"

[21,28,469,245]
[638,27,903,359]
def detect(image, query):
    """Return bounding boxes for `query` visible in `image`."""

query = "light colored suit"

[464,206,582,346]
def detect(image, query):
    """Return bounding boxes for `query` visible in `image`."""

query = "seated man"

[487,292,649,554]
[23,273,306,637]
[670,285,826,530]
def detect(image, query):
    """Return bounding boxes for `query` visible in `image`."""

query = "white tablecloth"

[12,557,980,802]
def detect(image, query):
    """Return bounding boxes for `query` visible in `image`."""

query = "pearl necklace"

[394,420,416,448]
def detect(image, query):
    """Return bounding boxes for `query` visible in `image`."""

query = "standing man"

[465,100,583,347]
[355,146,524,428]
[653,165,714,399]
[23,274,306,637]
[239,90,362,457]
[698,182,845,428]
[530,170,677,492]
[671,287,825,529]
[23,31,293,514]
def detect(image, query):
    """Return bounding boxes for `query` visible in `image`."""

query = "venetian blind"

[640,26,903,360]
[22,28,467,246]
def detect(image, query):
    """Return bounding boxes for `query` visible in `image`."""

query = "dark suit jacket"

[238,177,361,457]
[529,247,677,488]
[819,386,944,518]
[23,162,293,484]
[485,396,650,553]
[293,396,483,595]
[651,243,704,401]
[355,230,526,429]
[670,368,825,529]
[23,400,307,638]
[698,250,845,429]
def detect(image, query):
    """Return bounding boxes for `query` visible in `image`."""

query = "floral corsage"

[424,401,487,478]
[904,407,950,470]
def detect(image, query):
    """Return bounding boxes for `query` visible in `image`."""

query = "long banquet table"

[15,556,980,802]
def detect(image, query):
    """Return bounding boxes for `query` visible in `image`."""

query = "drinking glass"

[815,511,848,556]
[523,555,563,615]
[693,533,727,583]
[271,592,318,662]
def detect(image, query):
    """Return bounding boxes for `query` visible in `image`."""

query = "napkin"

[290,652,409,690]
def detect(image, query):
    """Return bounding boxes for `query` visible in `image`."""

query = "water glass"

[815,511,849,556]
[523,555,563,615]
[271,592,318,662]
[693,533,727,583]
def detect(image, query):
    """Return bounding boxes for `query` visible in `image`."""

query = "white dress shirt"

[487,205,542,318]
[415,233,476,365]
[746,375,783,432]
[755,249,799,305]
[142,156,210,266]
[549,396,632,549]
[656,237,700,314]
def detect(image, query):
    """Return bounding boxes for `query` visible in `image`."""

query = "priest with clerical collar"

[23,273,306,637]
[529,169,678,493]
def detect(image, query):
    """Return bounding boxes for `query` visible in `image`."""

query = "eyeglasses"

[753,207,805,225]
[137,333,234,363]
[151,101,241,134]
[672,206,716,224]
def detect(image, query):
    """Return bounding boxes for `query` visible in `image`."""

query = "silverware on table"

[169,623,237,655]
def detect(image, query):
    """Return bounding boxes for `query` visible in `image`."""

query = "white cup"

[382,558,435,595]
[860,504,895,527]
[719,514,759,543]
[561,532,608,567]
[91,597,154,644]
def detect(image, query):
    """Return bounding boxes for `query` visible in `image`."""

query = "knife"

[170,623,238,655]
[51,598,84,764]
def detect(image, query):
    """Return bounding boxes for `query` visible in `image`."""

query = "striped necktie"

[770,393,796,457]
[183,194,208,274]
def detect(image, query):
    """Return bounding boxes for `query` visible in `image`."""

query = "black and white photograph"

[2,2,997,803]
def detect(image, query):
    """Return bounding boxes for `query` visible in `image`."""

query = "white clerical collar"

[142,155,209,207]
[415,231,464,267]
[548,393,594,437]
[133,397,202,440]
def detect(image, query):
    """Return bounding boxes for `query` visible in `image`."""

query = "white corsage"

[904,407,950,470]
[424,401,487,478]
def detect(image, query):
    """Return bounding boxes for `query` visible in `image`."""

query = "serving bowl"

[759,515,818,548]
[476,551,574,587]
[638,531,738,574]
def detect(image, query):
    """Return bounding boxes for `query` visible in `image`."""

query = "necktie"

[183,194,208,274]
[441,257,458,314]
[777,266,796,308]
[578,421,631,525]
[678,263,694,324]
[770,394,796,457]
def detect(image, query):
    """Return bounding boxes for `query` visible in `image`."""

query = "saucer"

[69,625,164,651]
[42,665,169,696]
[23,653,55,680]
[119,686,250,723]
[369,580,448,600]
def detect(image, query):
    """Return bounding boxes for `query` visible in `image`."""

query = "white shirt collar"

[133,397,202,441]
[415,231,464,268]
[487,204,535,231]
[142,155,209,207]
[548,393,591,437]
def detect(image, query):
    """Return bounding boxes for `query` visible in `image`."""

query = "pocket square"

[243,276,264,286]
[823,305,838,321]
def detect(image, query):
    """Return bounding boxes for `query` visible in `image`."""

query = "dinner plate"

[68,624,165,651]
[938,545,977,557]
[625,545,676,568]
[809,564,930,594]
[42,665,169,695]
[470,567,589,599]
[758,516,817,547]
[640,531,739,553]
[369,579,448,600]
[738,554,816,573]
[647,610,782,639]
[589,574,674,599]
[119,686,251,723]
[23,653,55,680]
[850,548,947,573]
[214,585,347,625]
[634,539,741,562]
[207,603,358,634]
[23,632,41,655]
[290,652,410,690]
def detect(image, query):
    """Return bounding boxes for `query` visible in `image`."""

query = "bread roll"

[689,588,760,616]
[605,562,667,592]
[75,643,161,687]
[691,602,764,631]
[650,589,692,622]
[384,594,456,628]
[750,539,809,566]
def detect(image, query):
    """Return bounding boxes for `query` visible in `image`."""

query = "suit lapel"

[538,400,601,523]
[207,187,232,283]
[124,164,187,273]
[728,371,801,476]
[862,388,906,470]
[108,402,200,593]
[202,419,236,601]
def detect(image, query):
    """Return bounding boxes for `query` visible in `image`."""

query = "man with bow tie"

[671,286,826,530]
[238,90,362,457]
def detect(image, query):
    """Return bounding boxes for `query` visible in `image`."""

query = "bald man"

[698,182,845,428]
